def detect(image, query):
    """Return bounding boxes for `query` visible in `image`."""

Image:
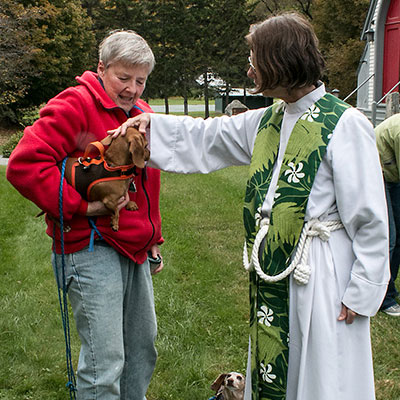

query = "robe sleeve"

[147,109,265,173]
[329,107,390,316]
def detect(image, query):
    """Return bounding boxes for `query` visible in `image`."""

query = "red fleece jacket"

[6,71,163,264]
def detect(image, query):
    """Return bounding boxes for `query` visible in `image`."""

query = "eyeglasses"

[248,56,256,72]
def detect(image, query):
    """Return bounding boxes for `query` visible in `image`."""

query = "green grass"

[168,111,222,118]
[1,164,400,400]
[147,97,215,106]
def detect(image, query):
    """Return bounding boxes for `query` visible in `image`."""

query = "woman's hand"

[86,193,131,216]
[108,113,152,138]
[337,303,358,324]
[148,244,164,275]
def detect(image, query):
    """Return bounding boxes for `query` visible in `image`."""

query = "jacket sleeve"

[6,89,89,220]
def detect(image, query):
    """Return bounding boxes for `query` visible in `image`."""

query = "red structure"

[383,0,400,97]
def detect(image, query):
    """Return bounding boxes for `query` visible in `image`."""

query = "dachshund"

[62,127,149,231]
[210,372,245,400]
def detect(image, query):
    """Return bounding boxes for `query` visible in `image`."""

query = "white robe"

[147,84,390,400]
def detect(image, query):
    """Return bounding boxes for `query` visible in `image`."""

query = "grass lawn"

[147,97,215,106]
[1,164,400,400]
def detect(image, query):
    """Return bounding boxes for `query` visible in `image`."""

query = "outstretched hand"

[107,113,151,138]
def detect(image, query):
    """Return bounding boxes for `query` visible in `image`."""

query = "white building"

[357,0,400,125]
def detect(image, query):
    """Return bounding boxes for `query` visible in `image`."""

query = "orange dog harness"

[69,141,137,201]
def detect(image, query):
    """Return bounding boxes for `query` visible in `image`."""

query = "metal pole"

[372,101,377,127]
[343,73,375,102]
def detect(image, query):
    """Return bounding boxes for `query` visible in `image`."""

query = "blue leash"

[53,157,77,399]
[88,217,104,251]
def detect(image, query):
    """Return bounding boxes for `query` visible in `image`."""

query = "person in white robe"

[110,12,389,400]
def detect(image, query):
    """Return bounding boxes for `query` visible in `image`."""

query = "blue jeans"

[52,243,157,400]
[381,181,400,310]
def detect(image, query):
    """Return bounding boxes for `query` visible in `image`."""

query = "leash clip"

[129,179,137,192]
[78,156,92,170]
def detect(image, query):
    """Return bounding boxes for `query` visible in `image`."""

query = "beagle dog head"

[211,372,245,400]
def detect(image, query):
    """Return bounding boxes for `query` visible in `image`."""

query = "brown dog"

[211,372,245,400]
[62,127,149,231]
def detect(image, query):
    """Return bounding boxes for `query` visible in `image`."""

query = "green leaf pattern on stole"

[243,94,350,399]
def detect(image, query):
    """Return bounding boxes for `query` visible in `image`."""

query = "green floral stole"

[243,93,350,400]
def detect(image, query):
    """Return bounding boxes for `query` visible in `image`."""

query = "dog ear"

[129,134,149,168]
[211,374,226,391]
[101,135,113,146]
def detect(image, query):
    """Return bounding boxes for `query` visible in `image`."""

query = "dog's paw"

[126,201,139,211]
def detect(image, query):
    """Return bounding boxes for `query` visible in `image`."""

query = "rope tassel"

[243,218,344,285]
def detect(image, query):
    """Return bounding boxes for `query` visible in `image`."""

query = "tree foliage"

[0,0,372,122]
[0,1,37,111]
[90,0,254,114]
[24,0,96,105]
[0,0,95,122]
[210,0,255,100]
[254,0,313,20]
[313,0,370,99]
[254,0,370,102]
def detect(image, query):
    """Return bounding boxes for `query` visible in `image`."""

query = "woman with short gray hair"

[99,30,155,73]
[7,30,163,400]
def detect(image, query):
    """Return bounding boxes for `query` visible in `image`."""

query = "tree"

[254,0,313,20]
[173,0,215,115]
[97,0,186,113]
[210,0,255,110]
[0,0,95,122]
[253,0,369,103]
[143,0,185,112]
[143,0,223,115]
[24,0,96,105]
[313,0,370,101]
[0,0,38,120]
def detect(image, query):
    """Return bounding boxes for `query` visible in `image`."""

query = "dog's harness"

[71,141,138,200]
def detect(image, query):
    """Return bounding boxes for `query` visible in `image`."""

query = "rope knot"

[293,263,311,285]
[307,220,331,241]
[243,218,343,286]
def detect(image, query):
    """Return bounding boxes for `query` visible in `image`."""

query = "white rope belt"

[243,218,344,285]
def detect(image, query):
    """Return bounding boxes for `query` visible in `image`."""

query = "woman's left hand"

[86,192,130,216]
[337,303,358,324]
[148,244,164,275]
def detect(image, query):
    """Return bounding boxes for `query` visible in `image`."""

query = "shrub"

[1,131,24,157]
[0,104,44,157]
[18,104,43,128]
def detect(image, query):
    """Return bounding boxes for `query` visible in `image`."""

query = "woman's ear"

[97,61,105,78]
